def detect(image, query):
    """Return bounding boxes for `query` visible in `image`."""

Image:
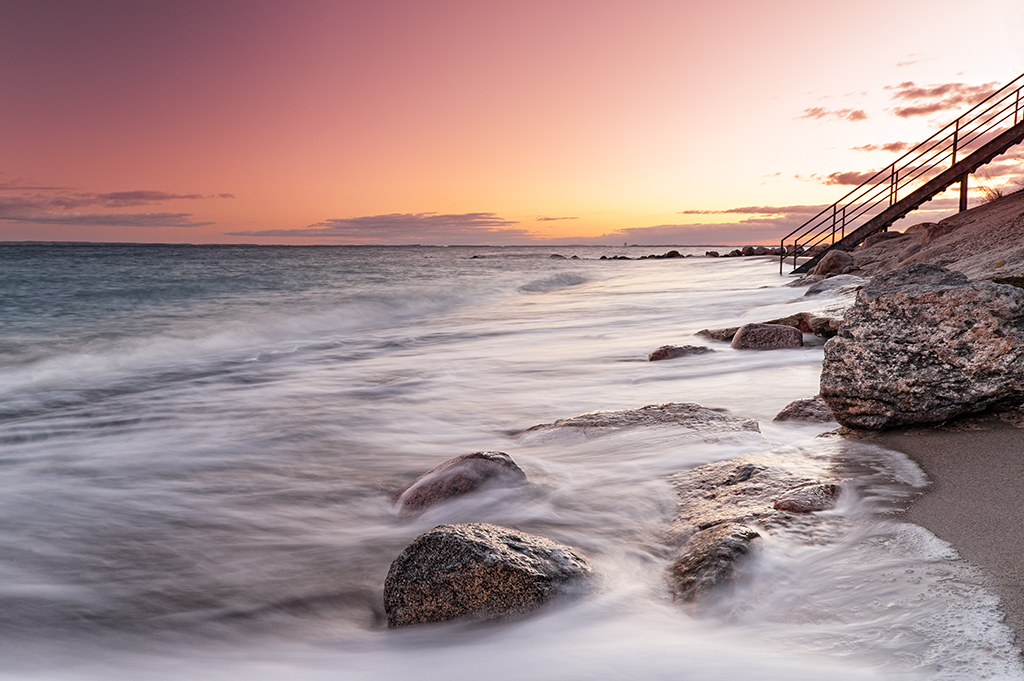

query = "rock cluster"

[384,523,592,627]
[394,451,528,516]
[820,264,1024,429]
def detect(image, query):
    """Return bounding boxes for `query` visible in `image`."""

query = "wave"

[518,273,590,293]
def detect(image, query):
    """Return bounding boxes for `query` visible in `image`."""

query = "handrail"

[780,72,1024,274]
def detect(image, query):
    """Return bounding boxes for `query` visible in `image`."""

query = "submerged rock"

[773,396,834,422]
[383,523,592,627]
[522,402,759,436]
[773,483,841,512]
[671,523,760,602]
[820,264,1024,429]
[666,453,842,602]
[648,344,715,361]
[730,323,803,349]
[394,452,527,516]
[696,327,740,342]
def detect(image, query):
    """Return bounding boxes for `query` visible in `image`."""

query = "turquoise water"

[0,244,1019,680]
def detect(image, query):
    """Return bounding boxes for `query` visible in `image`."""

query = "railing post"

[951,118,960,167]
[889,164,897,205]
[1016,89,1020,125]
[841,206,846,239]
[831,205,837,243]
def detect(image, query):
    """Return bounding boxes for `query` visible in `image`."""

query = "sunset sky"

[2,0,1023,245]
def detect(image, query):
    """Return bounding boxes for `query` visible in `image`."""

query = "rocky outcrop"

[820,264,1024,429]
[383,523,592,627]
[773,396,834,422]
[521,402,759,436]
[394,452,528,517]
[730,323,803,349]
[648,344,715,361]
[666,453,841,602]
[804,274,865,297]
[696,327,739,342]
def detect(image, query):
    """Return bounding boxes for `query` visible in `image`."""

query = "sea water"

[0,243,1019,680]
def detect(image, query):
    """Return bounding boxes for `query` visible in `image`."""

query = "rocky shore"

[382,190,1024,646]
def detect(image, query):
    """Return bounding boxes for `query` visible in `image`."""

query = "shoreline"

[862,419,1024,650]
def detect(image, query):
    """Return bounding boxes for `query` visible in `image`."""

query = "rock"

[804,273,865,296]
[904,222,936,233]
[696,327,739,341]
[753,246,768,256]
[705,251,720,257]
[549,254,567,259]
[920,221,960,245]
[670,523,760,602]
[383,523,592,627]
[860,231,904,249]
[785,273,825,288]
[773,483,840,512]
[521,402,759,436]
[773,396,834,422]
[648,344,715,361]
[820,264,1024,429]
[666,452,842,602]
[726,249,742,257]
[741,246,756,256]
[730,323,803,349]
[394,452,527,516]
[810,250,854,276]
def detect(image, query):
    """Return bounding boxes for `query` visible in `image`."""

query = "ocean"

[0,243,1020,680]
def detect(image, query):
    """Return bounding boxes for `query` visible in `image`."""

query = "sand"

[868,419,1024,648]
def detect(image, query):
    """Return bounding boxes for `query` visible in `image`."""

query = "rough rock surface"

[820,264,1024,429]
[666,453,842,602]
[730,323,803,349]
[394,452,528,516]
[773,483,841,512]
[383,522,591,627]
[773,396,834,422]
[671,523,760,602]
[811,250,854,276]
[763,302,851,339]
[648,344,715,361]
[804,274,865,297]
[696,327,739,341]
[522,402,759,436]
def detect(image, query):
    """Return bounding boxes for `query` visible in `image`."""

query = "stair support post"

[960,175,969,212]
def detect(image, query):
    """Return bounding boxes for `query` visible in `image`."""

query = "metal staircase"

[781,72,1024,275]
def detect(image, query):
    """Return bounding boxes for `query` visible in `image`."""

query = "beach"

[873,420,1024,649]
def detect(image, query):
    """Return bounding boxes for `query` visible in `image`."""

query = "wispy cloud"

[536,216,579,222]
[800,106,868,122]
[852,141,912,153]
[886,80,999,118]
[678,205,825,216]
[226,212,533,244]
[0,185,229,228]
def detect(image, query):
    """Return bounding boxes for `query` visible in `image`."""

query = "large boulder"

[383,523,592,627]
[671,523,760,602]
[696,327,739,342]
[394,452,527,517]
[730,323,803,349]
[820,264,1024,429]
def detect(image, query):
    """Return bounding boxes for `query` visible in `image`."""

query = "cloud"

[852,141,912,153]
[678,205,826,216]
[226,212,534,244]
[800,106,868,122]
[886,80,999,118]
[0,186,226,228]
[536,216,579,221]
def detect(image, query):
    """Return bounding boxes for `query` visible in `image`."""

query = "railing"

[780,71,1024,274]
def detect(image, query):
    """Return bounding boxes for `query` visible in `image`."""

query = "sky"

[1,0,1023,246]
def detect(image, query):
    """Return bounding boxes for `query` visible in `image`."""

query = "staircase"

[781,72,1024,275]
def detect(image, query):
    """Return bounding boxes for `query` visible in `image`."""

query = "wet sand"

[870,419,1024,649]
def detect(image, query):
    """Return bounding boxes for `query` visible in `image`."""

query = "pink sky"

[2,0,1023,245]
